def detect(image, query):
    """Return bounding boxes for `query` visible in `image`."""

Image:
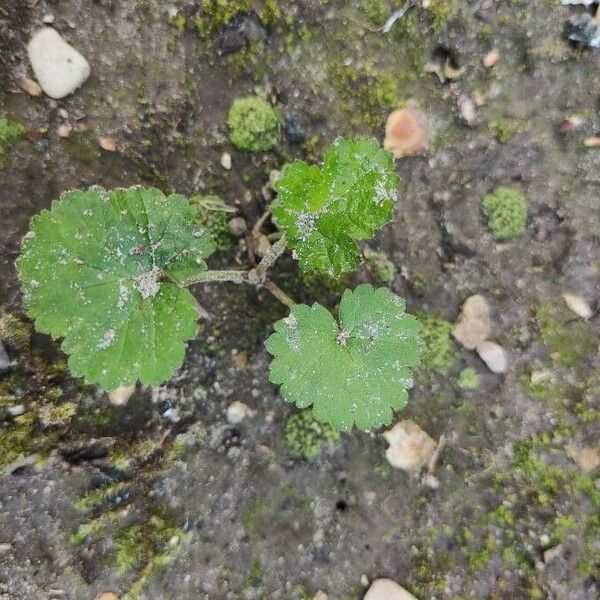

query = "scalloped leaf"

[266,284,422,431]
[17,186,215,389]
[271,137,399,277]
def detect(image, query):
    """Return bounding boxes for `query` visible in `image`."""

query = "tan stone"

[453,294,491,350]
[383,420,437,473]
[364,578,418,600]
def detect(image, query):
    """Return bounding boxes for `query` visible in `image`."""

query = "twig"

[382,1,414,33]
[427,433,446,474]
[263,279,295,307]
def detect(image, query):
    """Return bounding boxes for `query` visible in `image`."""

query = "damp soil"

[0,1,599,599]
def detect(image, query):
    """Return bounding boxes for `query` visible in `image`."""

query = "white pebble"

[364,578,419,600]
[226,400,251,424]
[562,292,593,320]
[476,341,508,374]
[27,28,90,99]
[221,152,232,170]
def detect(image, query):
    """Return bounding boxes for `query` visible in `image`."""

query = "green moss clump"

[424,0,460,30]
[488,118,519,144]
[285,409,340,459]
[0,117,25,155]
[481,187,528,240]
[75,481,131,512]
[190,195,234,250]
[457,367,479,390]
[243,560,263,587]
[361,0,388,25]
[193,0,252,37]
[534,304,598,368]
[328,62,403,131]
[227,96,280,152]
[417,313,458,373]
[168,11,186,32]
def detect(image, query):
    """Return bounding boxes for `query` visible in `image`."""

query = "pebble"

[57,124,72,138]
[421,473,440,489]
[383,107,431,158]
[226,400,251,424]
[20,77,43,97]
[543,545,563,565]
[42,13,55,24]
[228,216,247,236]
[313,592,328,600]
[99,137,118,152]
[364,578,419,600]
[108,384,135,406]
[458,94,477,126]
[453,294,492,350]
[221,151,232,170]
[562,292,593,319]
[360,574,370,586]
[483,50,500,68]
[562,0,596,5]
[476,341,508,374]
[8,404,25,417]
[584,136,600,147]
[565,443,600,473]
[27,28,90,99]
[95,593,119,600]
[284,114,306,144]
[383,420,437,473]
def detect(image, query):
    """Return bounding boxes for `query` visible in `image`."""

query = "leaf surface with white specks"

[17,186,214,389]
[266,284,421,431]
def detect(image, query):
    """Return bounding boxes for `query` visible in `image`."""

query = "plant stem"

[183,269,249,286]
[263,279,295,307]
[252,206,272,237]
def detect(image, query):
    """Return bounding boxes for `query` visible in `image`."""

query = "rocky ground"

[0,1,599,599]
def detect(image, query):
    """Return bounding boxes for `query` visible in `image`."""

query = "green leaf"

[17,186,215,389]
[271,137,399,277]
[266,284,421,431]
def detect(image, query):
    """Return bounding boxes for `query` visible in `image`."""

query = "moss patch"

[0,117,25,157]
[227,96,280,152]
[417,312,458,373]
[285,409,340,459]
[481,187,528,240]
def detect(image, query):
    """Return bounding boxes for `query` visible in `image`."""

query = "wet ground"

[0,1,599,598]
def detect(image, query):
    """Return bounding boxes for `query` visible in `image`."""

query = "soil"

[0,1,599,599]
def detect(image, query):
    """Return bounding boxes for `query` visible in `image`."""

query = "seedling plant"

[17,137,422,433]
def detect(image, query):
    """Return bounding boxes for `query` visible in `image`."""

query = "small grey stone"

[476,341,508,374]
[27,28,90,99]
